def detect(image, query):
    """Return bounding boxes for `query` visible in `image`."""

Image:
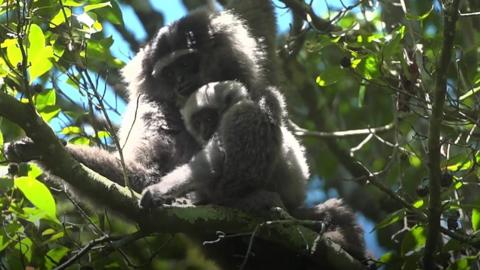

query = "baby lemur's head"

[181,81,249,144]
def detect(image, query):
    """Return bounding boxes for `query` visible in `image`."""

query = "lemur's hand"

[3,138,41,162]
[139,183,176,209]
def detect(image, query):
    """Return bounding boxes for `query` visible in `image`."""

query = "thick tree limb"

[0,90,366,269]
[424,1,461,269]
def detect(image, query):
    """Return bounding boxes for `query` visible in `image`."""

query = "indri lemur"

[5,8,366,260]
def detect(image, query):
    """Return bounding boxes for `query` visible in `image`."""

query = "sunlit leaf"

[3,38,22,67]
[62,0,82,7]
[413,199,424,209]
[42,228,56,236]
[411,226,426,247]
[454,181,463,189]
[27,24,53,81]
[45,246,69,269]
[96,0,123,25]
[358,82,366,108]
[0,232,12,252]
[379,252,394,263]
[0,129,3,159]
[34,89,56,110]
[14,237,33,262]
[315,67,347,87]
[50,8,72,27]
[405,5,433,21]
[84,2,112,12]
[409,155,422,168]
[401,226,425,255]
[450,257,473,270]
[97,130,111,139]
[62,126,82,135]
[375,209,405,229]
[358,55,379,80]
[39,106,61,122]
[14,176,57,219]
[383,25,406,59]
[93,20,103,31]
[0,57,9,77]
[45,231,64,242]
[472,209,480,232]
[69,136,90,145]
[26,163,43,179]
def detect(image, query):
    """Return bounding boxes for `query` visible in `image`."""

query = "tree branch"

[0,90,366,270]
[279,0,341,32]
[291,121,395,138]
[424,1,461,269]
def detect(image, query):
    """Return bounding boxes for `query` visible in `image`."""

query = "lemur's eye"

[162,68,174,79]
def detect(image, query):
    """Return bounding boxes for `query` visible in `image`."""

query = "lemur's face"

[181,82,249,145]
[139,11,251,104]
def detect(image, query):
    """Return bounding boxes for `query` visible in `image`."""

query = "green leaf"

[405,5,433,21]
[315,67,347,87]
[0,57,9,77]
[14,237,33,262]
[454,181,463,190]
[27,24,53,81]
[413,199,424,209]
[0,129,4,159]
[0,177,14,192]
[14,176,57,219]
[42,228,56,236]
[358,55,379,80]
[62,0,82,7]
[409,155,422,168]
[472,209,480,232]
[34,89,56,110]
[62,126,82,135]
[39,106,61,122]
[0,232,12,252]
[45,231,64,242]
[97,130,111,139]
[50,8,72,27]
[95,0,123,25]
[2,38,22,67]
[375,209,405,229]
[383,25,405,59]
[84,2,111,12]
[401,225,426,255]
[34,89,60,122]
[45,246,69,269]
[69,136,90,145]
[26,163,43,179]
[358,82,366,108]
[411,226,426,247]
[450,257,474,270]
[447,153,480,172]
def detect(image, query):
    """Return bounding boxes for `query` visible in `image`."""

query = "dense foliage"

[1,0,479,269]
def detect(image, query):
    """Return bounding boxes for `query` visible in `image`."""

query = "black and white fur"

[176,80,365,259]
[4,8,366,262]
[152,80,310,210]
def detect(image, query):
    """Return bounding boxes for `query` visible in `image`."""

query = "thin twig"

[290,120,395,138]
[53,235,120,270]
[424,1,461,269]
